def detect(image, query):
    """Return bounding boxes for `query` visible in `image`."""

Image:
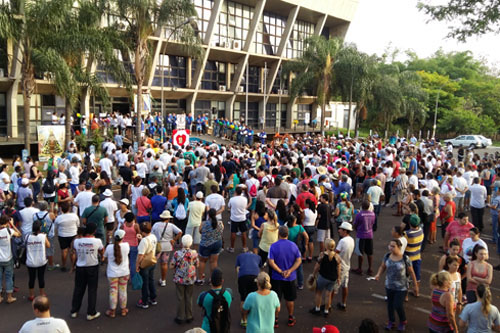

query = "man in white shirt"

[99,189,118,244]
[19,296,70,333]
[19,197,40,238]
[469,177,487,232]
[205,185,225,221]
[453,170,468,214]
[68,158,81,196]
[227,186,248,253]
[74,183,94,218]
[98,153,113,178]
[335,222,355,311]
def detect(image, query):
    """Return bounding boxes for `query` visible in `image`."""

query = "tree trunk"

[347,74,353,137]
[65,100,72,151]
[22,59,34,154]
[354,106,359,136]
[136,81,143,144]
[23,91,31,154]
[320,101,326,135]
[135,41,147,145]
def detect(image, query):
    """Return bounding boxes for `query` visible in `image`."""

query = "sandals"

[287,315,296,327]
[121,308,129,317]
[105,309,116,318]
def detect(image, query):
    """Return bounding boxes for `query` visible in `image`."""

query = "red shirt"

[445,220,474,247]
[136,196,152,217]
[296,191,317,210]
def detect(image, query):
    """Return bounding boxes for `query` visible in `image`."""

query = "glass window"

[201,60,227,90]
[286,19,315,58]
[212,0,254,47]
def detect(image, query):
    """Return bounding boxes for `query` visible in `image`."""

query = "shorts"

[238,275,258,301]
[158,251,171,264]
[357,238,373,256]
[317,229,328,243]
[105,223,115,231]
[454,196,464,209]
[465,190,471,199]
[199,240,222,258]
[230,220,248,233]
[412,259,421,282]
[486,186,492,196]
[136,215,150,224]
[44,196,55,203]
[395,190,404,202]
[251,229,260,249]
[339,269,349,288]
[304,226,316,239]
[271,279,297,302]
[250,198,257,211]
[316,274,339,293]
[46,236,55,257]
[185,226,201,244]
[58,236,75,250]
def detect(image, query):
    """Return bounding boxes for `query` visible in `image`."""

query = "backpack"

[36,212,51,234]
[249,180,258,197]
[175,201,187,220]
[42,178,55,194]
[207,288,231,333]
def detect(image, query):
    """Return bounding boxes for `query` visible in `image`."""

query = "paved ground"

[3,193,500,333]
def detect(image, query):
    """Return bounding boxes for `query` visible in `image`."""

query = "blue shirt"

[268,239,301,281]
[150,195,167,222]
[243,291,280,333]
[409,158,418,175]
[114,134,123,147]
[235,252,262,278]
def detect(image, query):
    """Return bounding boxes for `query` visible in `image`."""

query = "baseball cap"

[410,214,421,227]
[312,325,340,333]
[196,191,204,199]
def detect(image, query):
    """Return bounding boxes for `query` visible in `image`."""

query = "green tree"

[112,0,201,143]
[0,0,75,153]
[283,36,342,135]
[398,71,428,134]
[417,0,500,41]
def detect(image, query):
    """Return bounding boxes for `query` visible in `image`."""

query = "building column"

[7,40,22,138]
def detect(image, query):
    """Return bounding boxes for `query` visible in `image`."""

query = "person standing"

[243,272,281,333]
[268,226,302,327]
[74,183,94,219]
[25,220,50,301]
[81,195,108,247]
[19,197,40,239]
[352,200,376,276]
[135,222,158,309]
[197,209,224,285]
[186,191,206,250]
[70,223,104,321]
[227,187,249,253]
[404,215,423,297]
[235,250,262,328]
[54,202,79,272]
[465,245,492,303]
[19,296,70,333]
[469,177,487,232]
[443,213,474,252]
[103,229,130,318]
[0,215,21,303]
[335,222,355,311]
[34,201,57,271]
[100,189,118,245]
[459,284,500,332]
[427,271,459,333]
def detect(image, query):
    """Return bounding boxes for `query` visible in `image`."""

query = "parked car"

[444,135,484,148]
[477,135,492,148]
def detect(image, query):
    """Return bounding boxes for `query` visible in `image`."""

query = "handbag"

[156,223,168,253]
[306,274,317,291]
[132,273,143,290]
[140,237,157,269]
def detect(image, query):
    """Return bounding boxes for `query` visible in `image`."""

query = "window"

[152,55,187,88]
[213,1,254,47]
[194,0,214,41]
[195,100,224,122]
[286,19,315,58]
[296,104,312,126]
[280,103,287,128]
[266,103,277,128]
[151,99,186,116]
[253,12,287,55]
[201,61,226,90]
[247,66,259,93]
[271,67,289,94]
[235,101,258,128]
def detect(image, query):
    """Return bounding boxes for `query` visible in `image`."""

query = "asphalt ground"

[3,190,500,333]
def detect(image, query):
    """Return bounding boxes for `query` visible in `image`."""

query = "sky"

[345,0,500,70]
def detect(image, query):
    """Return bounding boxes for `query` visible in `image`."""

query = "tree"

[398,71,428,134]
[417,0,500,41]
[0,0,75,153]
[112,0,201,143]
[283,36,342,135]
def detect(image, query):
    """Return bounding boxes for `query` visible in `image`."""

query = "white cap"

[196,191,204,199]
[21,178,29,185]
[118,198,129,206]
[339,222,353,231]
[114,229,126,240]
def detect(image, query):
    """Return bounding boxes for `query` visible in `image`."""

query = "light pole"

[432,78,460,139]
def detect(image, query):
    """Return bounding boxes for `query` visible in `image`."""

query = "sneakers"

[297,285,304,290]
[136,300,149,309]
[226,247,235,253]
[397,321,407,331]
[384,321,395,331]
[287,315,296,327]
[336,303,347,311]
[86,312,101,321]
[70,312,78,318]
[159,280,166,287]
[309,307,321,315]
[47,264,60,271]
[195,279,204,285]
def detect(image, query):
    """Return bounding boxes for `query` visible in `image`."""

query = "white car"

[477,135,492,148]
[444,135,483,148]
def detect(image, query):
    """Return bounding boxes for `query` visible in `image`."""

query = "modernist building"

[0,0,358,143]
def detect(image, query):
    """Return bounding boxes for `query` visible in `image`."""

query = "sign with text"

[177,114,186,130]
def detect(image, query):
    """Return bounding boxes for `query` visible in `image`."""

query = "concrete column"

[7,41,22,138]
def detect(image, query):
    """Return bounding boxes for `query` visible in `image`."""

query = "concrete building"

[0,0,358,144]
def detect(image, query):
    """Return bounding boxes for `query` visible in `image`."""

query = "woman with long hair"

[197,208,224,285]
[310,238,340,317]
[172,187,189,234]
[26,220,50,301]
[120,212,140,280]
[275,199,287,226]
[459,284,499,332]
[42,170,56,212]
[258,210,279,267]
[96,170,112,201]
[438,239,467,295]
[128,176,144,216]
[135,188,152,224]
[428,271,458,333]
[465,245,493,303]
[303,199,318,262]
[443,256,463,314]
[104,229,130,317]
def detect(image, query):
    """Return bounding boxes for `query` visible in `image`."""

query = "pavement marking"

[372,293,386,300]
[421,268,435,275]
[414,307,431,314]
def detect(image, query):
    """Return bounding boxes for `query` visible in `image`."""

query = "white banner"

[173,129,190,147]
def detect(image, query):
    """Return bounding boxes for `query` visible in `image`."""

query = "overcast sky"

[345,0,500,70]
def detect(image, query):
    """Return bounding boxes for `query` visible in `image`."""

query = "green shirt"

[82,205,108,236]
[243,291,280,333]
[288,225,305,243]
[292,167,301,179]
[183,151,197,165]
[197,288,233,333]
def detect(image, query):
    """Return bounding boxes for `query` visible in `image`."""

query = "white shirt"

[470,183,487,209]
[99,158,113,178]
[0,227,13,262]
[409,174,419,189]
[0,171,9,191]
[104,243,130,278]
[26,233,47,268]
[367,186,384,205]
[152,222,181,252]
[453,176,468,198]
[336,235,355,271]
[228,195,248,222]
[74,237,103,267]
[303,208,318,227]
[69,165,80,185]
[74,191,94,217]
[138,234,157,255]
[136,162,148,179]
[19,207,40,236]
[205,193,225,221]
[54,213,79,237]
[19,317,71,333]
[100,198,118,223]
[245,178,260,198]
[461,237,488,263]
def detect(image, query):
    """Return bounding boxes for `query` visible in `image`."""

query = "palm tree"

[399,71,428,135]
[0,0,75,153]
[283,36,343,135]
[112,0,201,143]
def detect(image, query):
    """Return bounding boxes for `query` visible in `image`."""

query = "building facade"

[0,0,358,142]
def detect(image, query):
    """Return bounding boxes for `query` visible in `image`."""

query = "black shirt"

[317,203,331,230]
[119,166,133,184]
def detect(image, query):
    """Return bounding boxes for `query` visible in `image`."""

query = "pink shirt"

[445,220,474,247]
[136,196,151,217]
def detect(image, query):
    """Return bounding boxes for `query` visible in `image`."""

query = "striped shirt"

[428,289,453,332]
[405,227,423,261]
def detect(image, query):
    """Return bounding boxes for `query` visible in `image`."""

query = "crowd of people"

[0,130,499,332]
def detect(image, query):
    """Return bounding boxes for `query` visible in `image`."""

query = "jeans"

[470,207,484,231]
[386,288,407,323]
[28,265,46,289]
[32,181,40,203]
[491,212,498,244]
[129,246,138,280]
[139,265,157,303]
[384,182,394,205]
[0,259,14,293]
[175,283,194,320]
[71,265,99,315]
[296,263,304,287]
